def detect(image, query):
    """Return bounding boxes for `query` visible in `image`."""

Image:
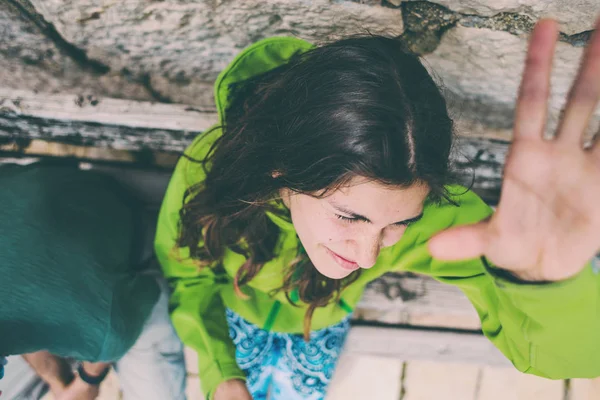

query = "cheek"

[304,217,351,245]
[290,203,350,245]
[288,199,324,244]
[382,227,408,247]
[318,221,353,243]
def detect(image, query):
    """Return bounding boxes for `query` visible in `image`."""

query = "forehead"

[325,178,429,217]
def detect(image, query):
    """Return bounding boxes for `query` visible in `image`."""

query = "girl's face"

[282,178,430,279]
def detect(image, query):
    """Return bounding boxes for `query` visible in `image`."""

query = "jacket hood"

[213,36,313,123]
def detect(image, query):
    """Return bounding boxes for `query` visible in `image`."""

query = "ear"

[272,171,291,208]
[279,187,292,209]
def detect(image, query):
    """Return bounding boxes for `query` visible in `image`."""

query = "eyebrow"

[329,201,424,226]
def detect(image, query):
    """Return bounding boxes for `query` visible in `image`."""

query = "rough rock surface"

[1,0,598,139]
[425,25,599,139]
[408,0,599,35]
[10,0,403,106]
[0,2,154,102]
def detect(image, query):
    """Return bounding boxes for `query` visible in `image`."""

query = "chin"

[311,259,353,280]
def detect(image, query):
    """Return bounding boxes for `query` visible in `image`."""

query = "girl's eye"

[335,215,412,227]
[336,214,359,223]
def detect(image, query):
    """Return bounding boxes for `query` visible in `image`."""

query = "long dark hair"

[177,35,456,339]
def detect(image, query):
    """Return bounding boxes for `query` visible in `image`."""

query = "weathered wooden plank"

[476,366,522,400]
[403,360,480,400]
[356,272,481,330]
[0,112,203,153]
[0,139,180,168]
[512,372,564,400]
[345,325,510,366]
[0,90,503,157]
[327,354,403,400]
[477,366,564,400]
[0,89,216,131]
[0,89,213,152]
[0,89,507,204]
[569,378,600,400]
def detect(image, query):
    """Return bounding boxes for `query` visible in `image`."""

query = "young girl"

[155,19,600,400]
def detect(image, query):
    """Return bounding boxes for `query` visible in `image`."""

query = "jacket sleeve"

[393,190,600,379]
[154,146,245,399]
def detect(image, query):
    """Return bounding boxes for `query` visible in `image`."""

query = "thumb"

[428,220,490,261]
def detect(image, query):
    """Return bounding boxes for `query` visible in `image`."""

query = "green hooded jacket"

[155,36,600,398]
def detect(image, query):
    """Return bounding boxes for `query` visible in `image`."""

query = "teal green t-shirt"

[0,164,159,362]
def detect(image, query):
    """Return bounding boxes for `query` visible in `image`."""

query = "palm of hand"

[487,141,600,281]
[430,18,600,281]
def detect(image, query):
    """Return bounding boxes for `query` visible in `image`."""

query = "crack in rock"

[399,1,593,55]
[399,1,459,54]
[6,0,110,74]
[6,0,177,103]
[460,11,593,47]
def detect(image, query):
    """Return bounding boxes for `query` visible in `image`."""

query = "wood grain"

[0,89,506,203]
[402,360,480,400]
[356,273,481,330]
[345,326,510,366]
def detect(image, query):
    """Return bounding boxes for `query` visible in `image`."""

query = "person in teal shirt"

[156,18,600,400]
[0,163,186,400]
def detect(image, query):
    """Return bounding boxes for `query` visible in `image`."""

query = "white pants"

[0,284,187,400]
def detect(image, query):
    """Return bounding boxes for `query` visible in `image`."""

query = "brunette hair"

[177,35,457,339]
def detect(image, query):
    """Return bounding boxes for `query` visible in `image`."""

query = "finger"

[557,16,600,146]
[514,19,559,141]
[428,221,489,261]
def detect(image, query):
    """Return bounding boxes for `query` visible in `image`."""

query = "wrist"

[481,256,552,285]
[47,379,68,395]
[77,362,110,386]
[214,379,249,400]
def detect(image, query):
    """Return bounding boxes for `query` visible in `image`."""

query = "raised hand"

[430,17,600,282]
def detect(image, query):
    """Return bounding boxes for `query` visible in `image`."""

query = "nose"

[356,233,381,269]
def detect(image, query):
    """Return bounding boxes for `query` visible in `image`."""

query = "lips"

[325,247,359,271]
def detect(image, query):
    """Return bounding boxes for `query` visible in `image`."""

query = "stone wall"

[1,0,599,140]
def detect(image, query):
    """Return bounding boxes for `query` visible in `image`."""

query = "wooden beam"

[1,89,508,203]
[402,361,480,400]
[0,89,214,153]
[355,273,481,331]
[345,325,511,366]
[0,139,180,168]
[0,89,216,131]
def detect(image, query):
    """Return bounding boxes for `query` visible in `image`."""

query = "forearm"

[22,351,74,393]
